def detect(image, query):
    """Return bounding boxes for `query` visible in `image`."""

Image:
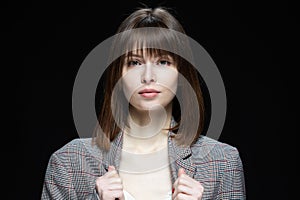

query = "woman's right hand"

[95,165,125,200]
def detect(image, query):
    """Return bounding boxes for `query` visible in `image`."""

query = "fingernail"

[172,188,174,193]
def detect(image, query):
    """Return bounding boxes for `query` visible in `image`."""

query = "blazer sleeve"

[41,153,78,200]
[217,148,246,199]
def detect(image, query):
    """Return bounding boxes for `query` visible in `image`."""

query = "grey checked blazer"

[42,129,246,199]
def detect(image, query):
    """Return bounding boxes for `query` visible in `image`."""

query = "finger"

[178,168,186,177]
[173,184,193,198]
[173,181,205,199]
[108,165,116,171]
[173,176,196,199]
[102,190,124,200]
[107,166,121,179]
[114,190,125,200]
[105,169,118,178]
[108,177,122,184]
[106,183,123,191]
[174,192,193,200]
[173,175,191,189]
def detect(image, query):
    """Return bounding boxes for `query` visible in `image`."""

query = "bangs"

[123,27,180,54]
[124,48,179,68]
[109,27,193,67]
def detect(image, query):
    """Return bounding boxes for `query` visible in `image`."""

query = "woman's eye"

[157,60,171,66]
[127,60,141,67]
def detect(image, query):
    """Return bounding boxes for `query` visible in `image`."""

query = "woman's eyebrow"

[159,54,174,61]
[159,54,172,58]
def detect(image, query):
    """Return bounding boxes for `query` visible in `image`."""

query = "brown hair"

[94,7,205,150]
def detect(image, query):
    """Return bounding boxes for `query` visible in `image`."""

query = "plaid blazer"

[42,129,246,199]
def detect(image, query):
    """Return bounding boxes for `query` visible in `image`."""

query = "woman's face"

[122,50,178,111]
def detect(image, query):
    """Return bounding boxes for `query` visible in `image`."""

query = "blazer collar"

[102,130,123,173]
[102,117,196,184]
[167,118,196,183]
[168,130,196,183]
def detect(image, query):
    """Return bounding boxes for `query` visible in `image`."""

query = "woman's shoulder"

[50,138,103,161]
[191,135,241,161]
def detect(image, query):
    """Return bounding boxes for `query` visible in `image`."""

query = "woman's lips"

[138,89,161,98]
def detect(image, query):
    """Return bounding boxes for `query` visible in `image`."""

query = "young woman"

[42,7,246,200]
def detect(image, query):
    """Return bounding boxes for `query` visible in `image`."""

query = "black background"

[8,0,292,199]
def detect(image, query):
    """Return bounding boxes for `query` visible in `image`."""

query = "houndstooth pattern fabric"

[42,120,246,199]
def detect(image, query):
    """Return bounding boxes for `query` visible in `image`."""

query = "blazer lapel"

[168,131,196,184]
[102,131,124,174]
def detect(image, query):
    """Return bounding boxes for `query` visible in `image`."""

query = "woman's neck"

[122,103,172,153]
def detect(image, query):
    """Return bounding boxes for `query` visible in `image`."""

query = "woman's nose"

[141,63,157,84]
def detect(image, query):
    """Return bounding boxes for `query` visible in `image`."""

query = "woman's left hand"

[172,168,204,200]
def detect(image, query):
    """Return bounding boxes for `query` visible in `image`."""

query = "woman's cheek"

[122,70,142,100]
